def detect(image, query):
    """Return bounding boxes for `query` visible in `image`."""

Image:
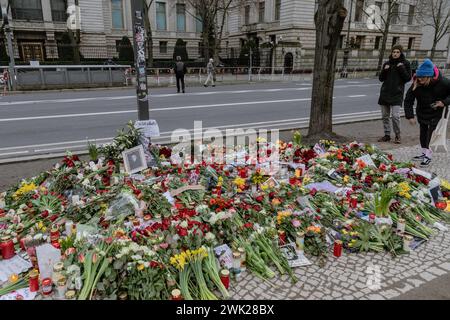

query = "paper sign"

[305,181,339,193]
[0,288,37,300]
[357,154,376,168]
[428,178,443,205]
[135,120,160,137]
[214,244,233,269]
[261,177,280,189]
[0,255,33,282]
[170,185,205,197]
[313,144,326,155]
[163,191,175,205]
[36,244,61,279]
[412,168,433,180]
[279,243,312,268]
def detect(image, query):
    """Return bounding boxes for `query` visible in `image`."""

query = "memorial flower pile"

[0,124,449,300]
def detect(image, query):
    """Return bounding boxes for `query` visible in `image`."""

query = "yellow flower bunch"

[13,182,37,200]
[398,182,411,199]
[170,247,208,270]
[343,175,350,184]
[302,175,311,185]
[217,176,224,187]
[276,211,292,225]
[233,177,246,189]
[348,239,357,248]
[441,179,450,191]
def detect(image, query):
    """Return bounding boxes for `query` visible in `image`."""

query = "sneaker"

[394,136,401,144]
[212,85,216,87]
[412,154,426,162]
[378,135,391,142]
[204,84,208,87]
[420,157,432,167]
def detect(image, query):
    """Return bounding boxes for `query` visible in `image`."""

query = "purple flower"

[292,219,301,228]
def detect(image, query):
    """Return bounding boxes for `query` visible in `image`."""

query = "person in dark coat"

[174,56,187,93]
[404,58,450,167]
[378,45,412,144]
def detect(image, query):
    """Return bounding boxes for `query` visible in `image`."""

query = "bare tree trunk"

[308,0,347,137]
[377,29,389,75]
[431,33,438,60]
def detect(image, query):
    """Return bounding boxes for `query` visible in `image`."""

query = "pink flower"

[159,243,169,249]
[291,219,301,228]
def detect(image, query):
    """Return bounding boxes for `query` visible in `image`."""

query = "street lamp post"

[341,0,353,78]
[131,0,150,121]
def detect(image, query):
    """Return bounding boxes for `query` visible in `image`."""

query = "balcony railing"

[51,10,67,22]
[12,8,43,21]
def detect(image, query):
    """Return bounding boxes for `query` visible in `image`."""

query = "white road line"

[34,145,88,153]
[0,84,378,107]
[0,94,377,122]
[0,137,113,151]
[0,150,29,156]
[347,95,367,98]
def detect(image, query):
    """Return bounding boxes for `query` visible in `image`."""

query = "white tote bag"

[430,106,449,152]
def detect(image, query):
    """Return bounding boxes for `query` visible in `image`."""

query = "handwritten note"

[36,244,61,279]
[0,255,32,282]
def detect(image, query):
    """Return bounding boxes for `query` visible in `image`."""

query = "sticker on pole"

[135,120,160,137]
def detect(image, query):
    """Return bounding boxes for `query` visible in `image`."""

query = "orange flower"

[337,150,344,160]
[356,159,366,169]
[272,198,281,206]
[306,226,321,234]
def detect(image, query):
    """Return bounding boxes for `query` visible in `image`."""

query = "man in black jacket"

[378,45,412,144]
[404,58,450,167]
[174,56,187,93]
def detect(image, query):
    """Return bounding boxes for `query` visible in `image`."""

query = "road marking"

[0,150,29,157]
[347,95,367,98]
[0,84,378,107]
[0,110,383,155]
[0,137,113,151]
[34,145,89,153]
[0,94,377,122]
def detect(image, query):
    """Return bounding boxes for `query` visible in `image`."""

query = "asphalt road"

[0,78,385,159]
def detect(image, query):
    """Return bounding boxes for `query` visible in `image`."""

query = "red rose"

[243,222,253,229]
[255,195,264,202]
[49,214,59,222]
[310,188,317,196]
[178,227,188,237]
[40,210,49,218]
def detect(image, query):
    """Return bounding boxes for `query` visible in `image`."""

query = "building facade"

[1,0,447,67]
[0,0,203,62]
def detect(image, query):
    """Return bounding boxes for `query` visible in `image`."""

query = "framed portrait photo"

[122,145,148,174]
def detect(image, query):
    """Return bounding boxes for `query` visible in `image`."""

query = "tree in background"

[417,0,450,60]
[307,0,347,139]
[173,38,189,61]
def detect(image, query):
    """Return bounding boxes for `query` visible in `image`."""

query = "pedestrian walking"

[404,58,450,167]
[378,45,412,144]
[204,58,215,87]
[1,69,9,96]
[174,56,187,93]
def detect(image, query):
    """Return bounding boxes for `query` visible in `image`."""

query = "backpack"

[176,61,185,73]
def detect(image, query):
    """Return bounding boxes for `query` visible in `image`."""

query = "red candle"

[333,240,343,258]
[29,269,40,292]
[220,269,230,289]
[0,236,16,260]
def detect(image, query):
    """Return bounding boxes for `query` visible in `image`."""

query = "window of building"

[196,10,203,33]
[11,0,43,21]
[176,3,186,32]
[50,0,66,22]
[354,0,365,22]
[244,5,250,25]
[355,35,365,49]
[156,2,167,30]
[160,41,167,54]
[408,5,415,25]
[259,2,265,23]
[374,36,381,49]
[275,0,281,21]
[392,36,399,47]
[408,37,415,50]
[375,1,382,11]
[338,35,344,49]
[111,0,124,29]
[199,42,204,57]
[391,3,400,24]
